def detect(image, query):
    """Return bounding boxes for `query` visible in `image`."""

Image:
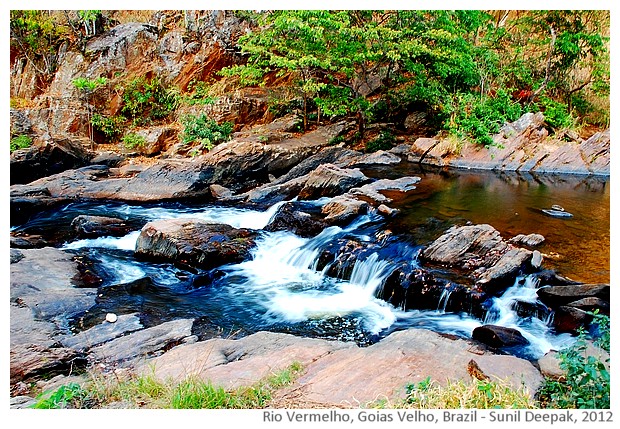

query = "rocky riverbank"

[9,12,610,408]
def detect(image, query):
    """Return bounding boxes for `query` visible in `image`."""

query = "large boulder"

[536,283,610,307]
[10,137,92,185]
[264,202,328,237]
[298,164,370,200]
[135,219,257,270]
[472,325,530,349]
[419,224,535,292]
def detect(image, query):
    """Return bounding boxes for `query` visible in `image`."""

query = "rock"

[10,234,48,249]
[472,325,530,348]
[264,202,328,237]
[135,219,257,270]
[10,344,80,384]
[209,184,234,200]
[531,250,543,269]
[509,233,545,247]
[10,137,93,185]
[10,247,98,321]
[419,224,505,267]
[90,151,124,167]
[142,331,354,388]
[89,318,194,364]
[377,204,399,217]
[553,306,594,333]
[475,247,533,290]
[298,164,370,200]
[580,130,610,175]
[536,284,610,307]
[347,150,401,167]
[403,111,427,133]
[129,125,178,156]
[538,341,610,381]
[348,176,420,204]
[71,215,132,238]
[60,313,143,352]
[10,248,24,263]
[105,313,118,323]
[143,329,542,405]
[566,297,610,315]
[321,195,369,225]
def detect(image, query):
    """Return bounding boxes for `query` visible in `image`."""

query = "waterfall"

[437,289,452,313]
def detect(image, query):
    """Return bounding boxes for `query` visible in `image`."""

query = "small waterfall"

[437,289,453,313]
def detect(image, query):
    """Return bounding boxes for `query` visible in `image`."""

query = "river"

[11,167,610,360]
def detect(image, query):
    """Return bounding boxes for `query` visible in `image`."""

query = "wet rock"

[71,215,132,238]
[475,247,533,291]
[135,219,257,270]
[348,176,420,204]
[10,247,98,322]
[264,202,328,237]
[531,250,543,269]
[566,297,610,315]
[537,283,610,307]
[553,306,594,334]
[10,137,93,185]
[321,195,369,225]
[10,234,48,249]
[509,233,545,247]
[541,208,573,218]
[10,248,24,263]
[298,164,370,200]
[472,325,530,348]
[209,184,234,200]
[89,318,194,364]
[377,204,399,217]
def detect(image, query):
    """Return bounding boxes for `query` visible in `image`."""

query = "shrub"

[182,80,216,106]
[365,130,395,153]
[538,96,575,130]
[538,313,610,409]
[119,76,179,122]
[10,134,33,152]
[181,114,233,151]
[91,113,125,139]
[121,133,146,150]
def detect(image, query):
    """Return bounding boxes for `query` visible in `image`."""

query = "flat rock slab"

[142,331,354,388]
[89,318,194,364]
[10,247,97,321]
[143,329,542,407]
[60,313,143,351]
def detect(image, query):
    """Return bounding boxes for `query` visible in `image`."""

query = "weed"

[31,382,87,409]
[181,113,233,151]
[122,133,146,150]
[10,134,33,152]
[366,131,395,153]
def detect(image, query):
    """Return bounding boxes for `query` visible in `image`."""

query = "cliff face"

[10,11,269,150]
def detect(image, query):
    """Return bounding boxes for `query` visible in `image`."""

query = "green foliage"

[181,80,216,106]
[181,114,233,151]
[119,76,179,122]
[31,382,87,409]
[91,114,125,139]
[538,97,574,130]
[448,90,524,146]
[366,130,395,153]
[73,76,107,93]
[539,313,610,409]
[10,135,33,152]
[122,133,146,150]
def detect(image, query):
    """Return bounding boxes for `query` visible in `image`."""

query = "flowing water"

[11,167,610,360]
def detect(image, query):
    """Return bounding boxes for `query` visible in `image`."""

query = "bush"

[120,76,179,122]
[181,114,233,151]
[10,134,33,152]
[121,133,146,150]
[538,96,575,130]
[365,131,395,153]
[91,114,125,139]
[538,312,610,409]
